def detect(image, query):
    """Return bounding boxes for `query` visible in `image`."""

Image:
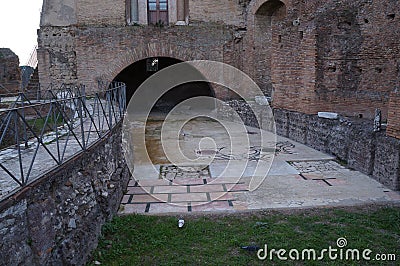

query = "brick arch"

[100,43,207,82]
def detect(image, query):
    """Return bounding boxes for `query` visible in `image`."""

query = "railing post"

[108,90,113,129]
[13,110,25,185]
[81,84,87,117]
[78,93,86,150]
[19,93,29,149]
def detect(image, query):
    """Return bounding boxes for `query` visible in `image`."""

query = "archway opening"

[112,57,215,114]
[254,0,286,96]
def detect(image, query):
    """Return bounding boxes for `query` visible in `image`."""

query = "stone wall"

[387,91,400,139]
[37,27,78,86]
[273,108,400,191]
[0,48,21,94]
[218,101,399,191]
[0,123,130,265]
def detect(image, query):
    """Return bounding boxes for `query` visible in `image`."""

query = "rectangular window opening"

[148,0,169,25]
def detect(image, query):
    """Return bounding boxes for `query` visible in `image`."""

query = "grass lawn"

[90,205,399,265]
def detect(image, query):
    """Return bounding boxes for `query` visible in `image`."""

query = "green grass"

[0,114,66,149]
[26,114,65,133]
[89,206,400,265]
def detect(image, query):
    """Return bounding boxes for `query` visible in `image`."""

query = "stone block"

[318,112,339,119]
[273,109,289,137]
[348,131,376,175]
[288,111,308,144]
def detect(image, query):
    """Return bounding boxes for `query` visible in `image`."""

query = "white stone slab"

[318,112,339,119]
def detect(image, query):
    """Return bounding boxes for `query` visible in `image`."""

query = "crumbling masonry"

[37,0,400,189]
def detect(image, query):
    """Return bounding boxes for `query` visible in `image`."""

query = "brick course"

[38,0,400,134]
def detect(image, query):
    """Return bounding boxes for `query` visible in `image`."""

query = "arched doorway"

[253,0,286,96]
[112,57,215,114]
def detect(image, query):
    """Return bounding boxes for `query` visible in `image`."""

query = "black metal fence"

[0,82,126,198]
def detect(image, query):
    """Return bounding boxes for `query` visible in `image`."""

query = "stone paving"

[119,117,400,215]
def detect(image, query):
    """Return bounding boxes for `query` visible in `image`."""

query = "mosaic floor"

[119,117,400,215]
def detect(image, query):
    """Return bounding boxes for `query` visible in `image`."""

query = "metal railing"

[0,82,126,199]
[25,45,38,68]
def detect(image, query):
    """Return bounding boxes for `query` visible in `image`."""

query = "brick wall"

[242,0,400,121]
[312,0,400,120]
[38,0,400,126]
[76,0,126,26]
[74,0,247,26]
[387,91,400,139]
[189,0,246,27]
[38,24,240,98]
[0,48,21,94]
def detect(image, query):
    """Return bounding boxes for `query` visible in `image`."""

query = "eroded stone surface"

[120,117,400,215]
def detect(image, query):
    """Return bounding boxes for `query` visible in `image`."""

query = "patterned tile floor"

[120,177,246,214]
[119,117,400,215]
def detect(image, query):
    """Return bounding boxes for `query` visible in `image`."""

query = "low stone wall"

[0,122,130,265]
[274,109,400,191]
[219,101,399,191]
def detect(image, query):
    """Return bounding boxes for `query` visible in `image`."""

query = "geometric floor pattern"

[119,117,400,215]
[120,177,248,214]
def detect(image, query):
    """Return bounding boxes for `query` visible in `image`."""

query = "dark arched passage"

[112,57,215,113]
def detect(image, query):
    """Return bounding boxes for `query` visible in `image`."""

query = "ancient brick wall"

[37,27,78,86]
[312,0,400,120]
[76,0,126,26]
[240,0,400,121]
[244,0,320,113]
[38,24,240,99]
[37,0,400,128]
[189,0,247,27]
[0,123,130,265]
[0,48,21,94]
[74,0,248,26]
[387,91,400,139]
